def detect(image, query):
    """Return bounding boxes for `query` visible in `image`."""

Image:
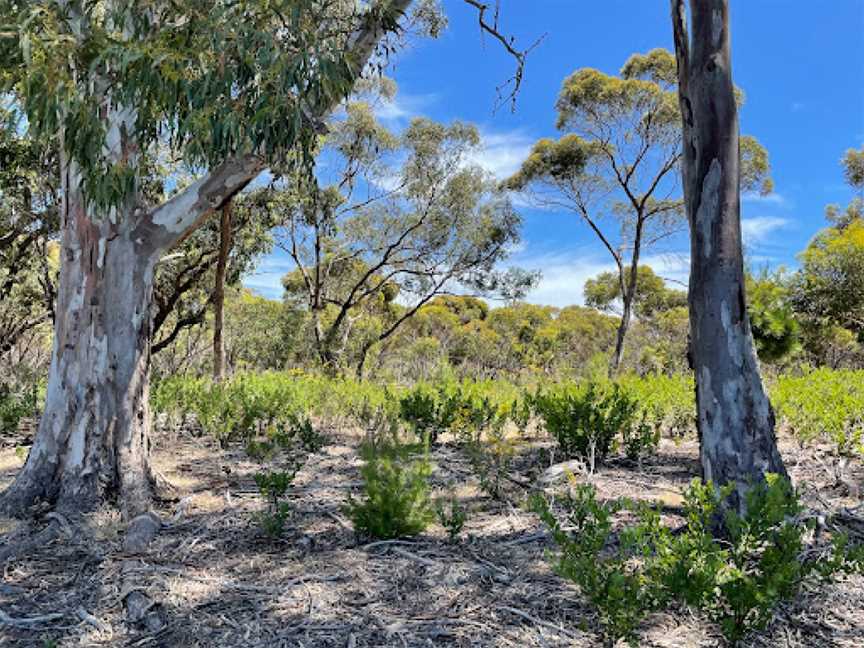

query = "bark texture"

[1,174,155,517]
[671,0,787,513]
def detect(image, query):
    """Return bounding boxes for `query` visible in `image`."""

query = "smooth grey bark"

[670,0,787,514]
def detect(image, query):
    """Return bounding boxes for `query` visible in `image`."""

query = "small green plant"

[620,412,659,462]
[531,481,662,646]
[253,464,300,538]
[399,385,457,444]
[435,495,467,542]
[533,382,641,470]
[533,474,864,646]
[345,441,435,539]
[466,425,519,500]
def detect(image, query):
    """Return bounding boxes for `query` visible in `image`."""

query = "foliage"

[532,382,650,469]
[253,466,299,538]
[435,495,467,542]
[531,482,662,646]
[0,382,41,434]
[792,217,864,339]
[2,0,382,211]
[772,368,864,455]
[584,266,687,319]
[345,440,435,540]
[533,474,864,646]
[618,373,696,439]
[276,105,534,373]
[746,270,800,362]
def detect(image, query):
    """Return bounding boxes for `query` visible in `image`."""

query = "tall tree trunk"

[671,0,787,514]
[1,178,155,518]
[212,202,232,382]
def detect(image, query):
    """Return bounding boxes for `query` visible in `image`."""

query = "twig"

[0,608,65,627]
[497,606,581,640]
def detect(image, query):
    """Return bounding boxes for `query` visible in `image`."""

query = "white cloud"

[741,216,790,245]
[466,129,534,181]
[742,191,788,206]
[508,248,691,309]
[373,93,438,124]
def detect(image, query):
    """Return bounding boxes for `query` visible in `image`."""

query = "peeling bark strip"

[670,0,786,517]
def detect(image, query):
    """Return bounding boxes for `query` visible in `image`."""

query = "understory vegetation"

[0,1,862,645]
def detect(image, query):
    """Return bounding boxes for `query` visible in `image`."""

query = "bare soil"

[0,427,862,647]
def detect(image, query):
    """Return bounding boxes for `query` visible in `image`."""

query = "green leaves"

[534,475,863,646]
[2,0,395,211]
[345,439,435,540]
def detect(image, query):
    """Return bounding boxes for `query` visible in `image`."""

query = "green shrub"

[253,464,299,538]
[532,482,660,646]
[618,373,696,440]
[345,441,435,539]
[772,368,864,455]
[0,382,41,434]
[398,384,457,444]
[533,474,864,646]
[435,495,467,542]
[532,382,644,470]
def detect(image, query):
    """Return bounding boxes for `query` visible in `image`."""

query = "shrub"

[253,465,299,538]
[345,441,435,539]
[533,474,864,646]
[772,368,864,455]
[435,495,467,542]
[0,382,41,435]
[398,384,457,445]
[532,382,644,470]
[618,373,696,440]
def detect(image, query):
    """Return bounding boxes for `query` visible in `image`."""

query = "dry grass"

[0,427,862,647]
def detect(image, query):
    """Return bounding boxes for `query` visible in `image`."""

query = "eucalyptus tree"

[0,109,58,359]
[278,105,532,375]
[508,48,770,373]
[670,0,787,516]
[792,147,864,346]
[0,0,535,519]
[0,0,416,519]
[506,50,684,373]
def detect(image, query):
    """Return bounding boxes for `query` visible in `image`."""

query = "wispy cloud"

[507,248,690,308]
[741,216,790,245]
[466,129,535,181]
[373,93,438,125]
[742,191,788,207]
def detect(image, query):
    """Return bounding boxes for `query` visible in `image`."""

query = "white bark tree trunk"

[2,173,156,517]
[671,0,787,516]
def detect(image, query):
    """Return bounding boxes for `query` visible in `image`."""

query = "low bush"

[253,466,299,538]
[772,368,864,455]
[435,495,467,542]
[0,381,42,435]
[345,440,435,539]
[532,474,864,646]
[532,381,652,470]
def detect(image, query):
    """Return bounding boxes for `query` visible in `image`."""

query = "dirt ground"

[1,425,863,648]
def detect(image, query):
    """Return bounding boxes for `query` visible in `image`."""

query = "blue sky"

[245,0,864,306]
